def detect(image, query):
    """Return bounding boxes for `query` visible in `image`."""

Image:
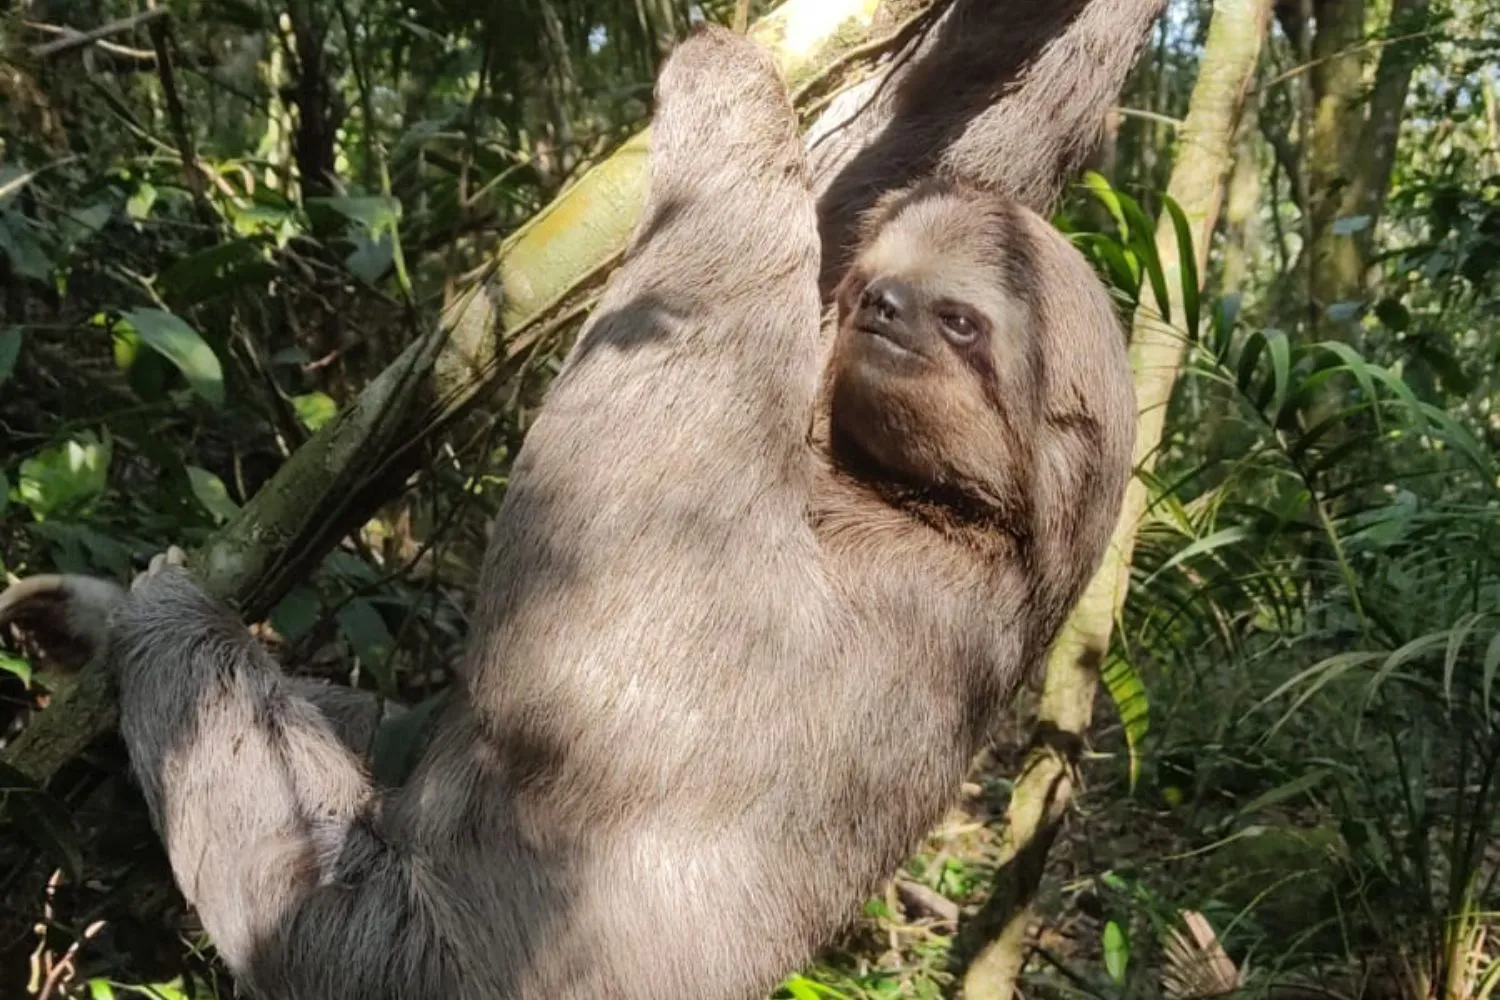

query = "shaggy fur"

[0,18,1148,1000]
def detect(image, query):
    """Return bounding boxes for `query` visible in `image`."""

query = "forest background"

[3,0,1500,997]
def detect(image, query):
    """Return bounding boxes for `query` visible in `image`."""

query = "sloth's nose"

[857,278,917,334]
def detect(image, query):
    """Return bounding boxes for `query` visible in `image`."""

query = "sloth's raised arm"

[553,25,822,466]
[809,0,1166,292]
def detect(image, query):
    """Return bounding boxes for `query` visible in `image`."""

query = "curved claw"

[132,546,188,593]
[0,573,128,673]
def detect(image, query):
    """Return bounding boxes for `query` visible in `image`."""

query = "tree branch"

[30,9,168,59]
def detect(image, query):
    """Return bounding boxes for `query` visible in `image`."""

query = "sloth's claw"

[133,546,188,592]
[0,573,126,672]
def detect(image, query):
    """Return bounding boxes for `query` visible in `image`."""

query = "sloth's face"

[827,187,1037,506]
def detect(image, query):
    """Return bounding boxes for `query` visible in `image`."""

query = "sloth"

[0,25,1134,1000]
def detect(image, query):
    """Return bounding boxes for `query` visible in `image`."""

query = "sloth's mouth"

[856,324,926,362]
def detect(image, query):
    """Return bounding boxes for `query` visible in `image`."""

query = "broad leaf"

[119,308,225,406]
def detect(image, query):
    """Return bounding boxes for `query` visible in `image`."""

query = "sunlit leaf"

[1102,654,1149,791]
[126,182,158,220]
[0,651,32,688]
[1145,525,1252,584]
[1119,192,1171,324]
[292,392,339,431]
[1103,920,1130,984]
[119,309,225,406]
[17,432,111,520]
[1082,170,1130,239]
[1161,193,1200,340]
[186,465,241,524]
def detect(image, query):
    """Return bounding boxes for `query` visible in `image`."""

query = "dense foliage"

[6,0,1500,997]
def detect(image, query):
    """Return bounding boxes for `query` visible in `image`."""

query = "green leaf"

[1233,768,1331,821]
[1102,654,1148,791]
[778,976,850,1000]
[291,392,339,431]
[1119,193,1171,325]
[1443,614,1488,710]
[1081,171,1130,239]
[337,599,394,691]
[119,308,225,406]
[1260,651,1385,737]
[126,182,158,220]
[372,689,451,787]
[312,195,402,235]
[1160,193,1200,340]
[1103,920,1130,984]
[270,586,323,644]
[0,164,42,206]
[345,231,396,285]
[1313,340,1381,429]
[58,199,115,248]
[0,651,32,688]
[158,238,277,307]
[186,465,240,523]
[17,432,111,520]
[1144,525,1252,584]
[1483,631,1500,731]
[0,327,20,384]
[0,469,9,518]
[0,215,52,282]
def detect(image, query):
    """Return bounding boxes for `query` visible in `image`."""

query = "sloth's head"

[827,179,1134,548]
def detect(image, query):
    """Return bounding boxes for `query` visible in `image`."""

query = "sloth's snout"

[856,278,923,356]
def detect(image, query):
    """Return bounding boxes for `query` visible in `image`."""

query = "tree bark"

[1305,0,1367,322]
[1221,91,1263,296]
[2,0,1164,786]
[1321,0,1431,313]
[955,2,1275,996]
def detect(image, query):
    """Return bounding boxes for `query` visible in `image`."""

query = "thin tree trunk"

[1221,91,1263,296]
[1324,0,1431,309]
[955,2,1275,996]
[1305,0,1367,322]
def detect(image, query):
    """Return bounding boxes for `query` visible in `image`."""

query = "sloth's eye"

[938,309,982,346]
[840,275,870,313]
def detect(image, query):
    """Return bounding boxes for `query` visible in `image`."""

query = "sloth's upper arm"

[573,27,820,371]
[548,26,824,468]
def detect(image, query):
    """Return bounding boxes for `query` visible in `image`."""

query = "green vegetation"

[5,0,1500,997]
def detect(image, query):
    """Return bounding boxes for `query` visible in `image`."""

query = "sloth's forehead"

[859,197,1014,293]
[873,196,1008,260]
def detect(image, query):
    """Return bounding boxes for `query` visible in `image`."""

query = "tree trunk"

[1221,91,1262,296]
[1305,0,1367,323]
[955,1,1275,996]
[1,0,1164,784]
[1322,0,1431,312]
